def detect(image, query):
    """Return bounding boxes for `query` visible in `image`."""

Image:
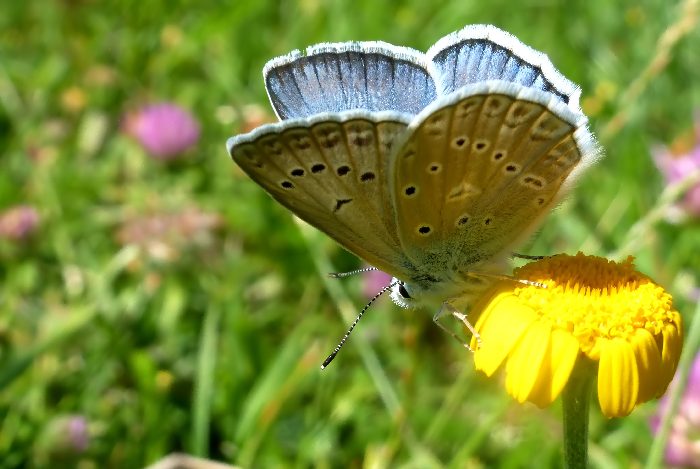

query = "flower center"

[511,253,676,358]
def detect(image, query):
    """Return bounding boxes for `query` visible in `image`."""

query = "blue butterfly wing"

[264,42,438,120]
[427,25,580,109]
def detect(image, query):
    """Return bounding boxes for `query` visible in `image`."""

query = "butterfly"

[227,24,598,361]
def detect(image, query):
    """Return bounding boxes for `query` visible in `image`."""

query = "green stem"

[191,305,221,457]
[562,359,594,469]
[0,306,96,390]
[645,299,700,469]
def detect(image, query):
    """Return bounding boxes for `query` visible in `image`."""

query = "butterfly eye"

[398,284,411,299]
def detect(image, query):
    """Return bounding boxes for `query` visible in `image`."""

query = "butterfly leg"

[511,253,551,260]
[433,302,481,352]
[464,270,547,289]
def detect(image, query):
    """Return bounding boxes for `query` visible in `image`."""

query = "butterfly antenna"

[328,266,378,279]
[321,280,398,370]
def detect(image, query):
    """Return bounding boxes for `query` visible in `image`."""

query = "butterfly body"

[228,25,598,315]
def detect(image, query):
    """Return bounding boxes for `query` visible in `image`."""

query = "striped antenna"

[328,266,378,278]
[321,280,398,369]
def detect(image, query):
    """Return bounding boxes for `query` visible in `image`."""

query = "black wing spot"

[537,197,546,205]
[418,225,431,235]
[484,217,492,225]
[290,168,305,177]
[523,175,545,189]
[334,199,353,211]
[457,216,469,226]
[474,140,489,152]
[428,163,441,173]
[311,163,326,173]
[404,186,416,196]
[505,164,521,174]
[451,137,468,149]
[360,172,375,182]
[337,165,351,176]
[281,181,294,189]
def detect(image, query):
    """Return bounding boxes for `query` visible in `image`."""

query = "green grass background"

[1,0,699,467]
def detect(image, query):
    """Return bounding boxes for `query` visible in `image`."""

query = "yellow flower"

[470,253,683,418]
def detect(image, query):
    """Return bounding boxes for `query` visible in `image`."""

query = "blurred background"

[1,0,699,467]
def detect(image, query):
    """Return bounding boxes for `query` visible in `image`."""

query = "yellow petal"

[527,329,581,407]
[631,329,662,403]
[597,339,639,417]
[658,318,683,397]
[473,294,537,376]
[505,320,551,404]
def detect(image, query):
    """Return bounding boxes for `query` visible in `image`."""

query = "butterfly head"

[389,256,509,311]
[388,275,482,311]
[389,279,414,309]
